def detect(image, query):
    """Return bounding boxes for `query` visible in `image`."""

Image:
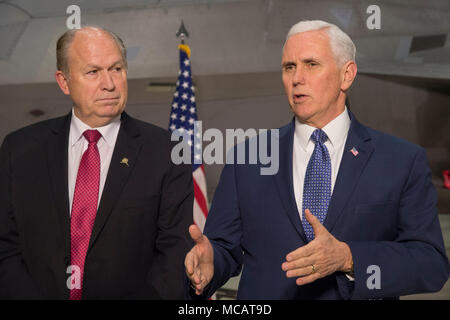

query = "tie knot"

[311,129,328,144]
[83,130,101,144]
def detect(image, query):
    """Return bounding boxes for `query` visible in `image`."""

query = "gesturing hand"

[281,209,353,286]
[184,224,214,295]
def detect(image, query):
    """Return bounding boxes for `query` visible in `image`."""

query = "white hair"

[285,20,356,67]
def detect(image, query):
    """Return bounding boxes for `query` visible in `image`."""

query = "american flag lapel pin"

[350,147,359,157]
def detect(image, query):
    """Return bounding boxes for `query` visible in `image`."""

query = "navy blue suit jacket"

[201,111,449,299]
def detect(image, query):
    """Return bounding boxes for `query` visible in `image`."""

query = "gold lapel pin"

[120,158,129,167]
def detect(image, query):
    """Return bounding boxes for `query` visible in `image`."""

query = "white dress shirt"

[68,109,121,214]
[293,107,351,221]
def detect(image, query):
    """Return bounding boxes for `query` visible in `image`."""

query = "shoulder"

[128,116,171,141]
[358,123,427,169]
[239,120,293,147]
[2,114,68,147]
[123,114,177,157]
[366,126,424,156]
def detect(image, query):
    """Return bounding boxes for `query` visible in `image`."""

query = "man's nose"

[292,66,305,86]
[100,71,115,91]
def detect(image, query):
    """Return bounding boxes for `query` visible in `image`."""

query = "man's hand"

[281,209,353,286]
[184,224,214,295]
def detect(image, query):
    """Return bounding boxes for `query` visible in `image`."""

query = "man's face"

[282,30,346,128]
[56,29,128,127]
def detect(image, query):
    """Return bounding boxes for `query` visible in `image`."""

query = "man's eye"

[308,62,318,67]
[284,65,294,71]
[87,70,97,75]
[114,67,122,72]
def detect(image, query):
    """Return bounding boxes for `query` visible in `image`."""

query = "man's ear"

[55,71,70,95]
[340,61,357,92]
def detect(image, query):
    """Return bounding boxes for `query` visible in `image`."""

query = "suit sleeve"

[0,135,42,299]
[148,147,194,299]
[345,148,450,299]
[195,162,244,299]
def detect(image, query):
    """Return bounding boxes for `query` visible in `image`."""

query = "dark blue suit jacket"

[201,111,449,299]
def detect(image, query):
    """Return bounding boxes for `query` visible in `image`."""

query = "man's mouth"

[96,97,120,104]
[293,94,309,103]
[97,97,119,101]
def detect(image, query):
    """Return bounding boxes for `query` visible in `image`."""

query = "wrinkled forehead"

[68,29,124,66]
[282,29,333,60]
[72,28,119,51]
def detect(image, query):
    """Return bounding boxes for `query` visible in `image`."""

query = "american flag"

[169,44,209,231]
[350,147,359,157]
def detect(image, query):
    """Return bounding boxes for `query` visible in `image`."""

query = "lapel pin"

[120,158,129,166]
[350,147,359,157]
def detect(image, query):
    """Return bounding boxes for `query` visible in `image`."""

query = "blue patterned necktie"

[302,128,331,242]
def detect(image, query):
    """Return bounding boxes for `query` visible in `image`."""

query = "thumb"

[305,209,324,236]
[189,224,205,244]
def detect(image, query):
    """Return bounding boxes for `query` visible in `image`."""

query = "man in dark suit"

[0,26,193,299]
[185,20,450,299]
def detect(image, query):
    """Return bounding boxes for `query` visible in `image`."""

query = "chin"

[97,104,124,116]
[290,104,315,122]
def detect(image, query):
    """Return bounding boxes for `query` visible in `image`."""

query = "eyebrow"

[85,60,124,70]
[302,57,319,63]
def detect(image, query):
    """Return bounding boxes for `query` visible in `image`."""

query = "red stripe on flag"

[193,178,208,218]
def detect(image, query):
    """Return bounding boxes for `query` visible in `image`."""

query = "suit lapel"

[87,112,143,253]
[46,113,72,262]
[273,120,307,242]
[323,111,374,232]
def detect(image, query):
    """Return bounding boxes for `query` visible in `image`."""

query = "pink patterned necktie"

[70,129,101,300]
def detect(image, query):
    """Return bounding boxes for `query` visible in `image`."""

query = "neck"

[73,109,118,128]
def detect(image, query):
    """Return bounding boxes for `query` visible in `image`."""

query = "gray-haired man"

[0,26,194,299]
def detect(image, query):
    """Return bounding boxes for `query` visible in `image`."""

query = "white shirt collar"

[294,106,351,152]
[70,108,121,147]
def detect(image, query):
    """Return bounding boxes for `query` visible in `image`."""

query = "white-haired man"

[185,20,449,299]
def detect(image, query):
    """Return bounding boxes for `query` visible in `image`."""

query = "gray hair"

[285,20,356,67]
[56,26,127,76]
